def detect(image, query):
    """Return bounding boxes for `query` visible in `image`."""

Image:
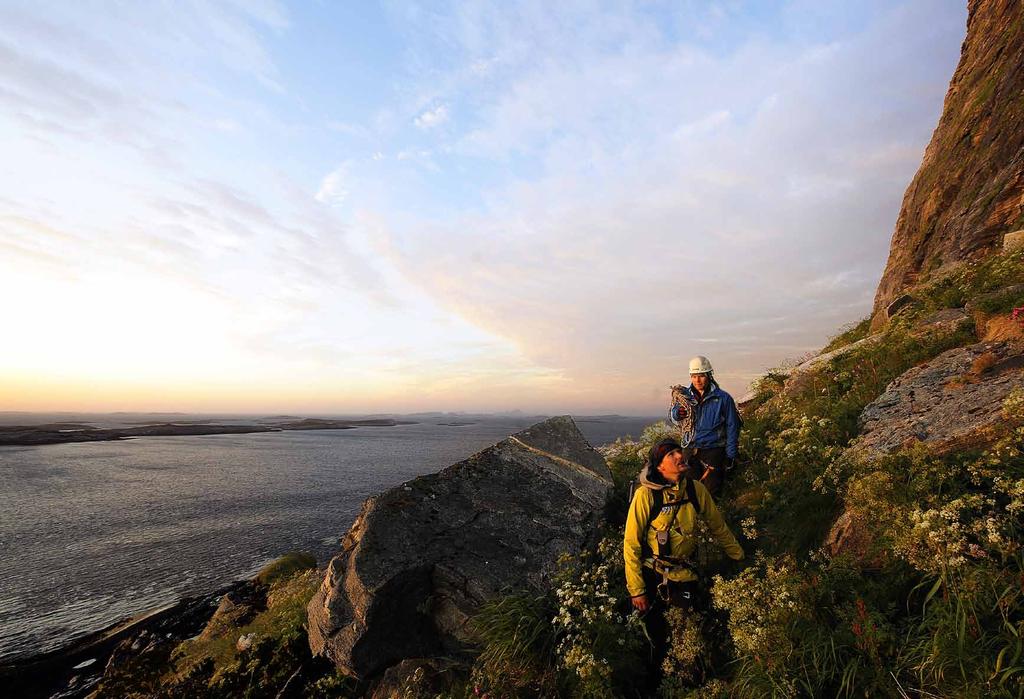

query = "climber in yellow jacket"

[624,437,744,613]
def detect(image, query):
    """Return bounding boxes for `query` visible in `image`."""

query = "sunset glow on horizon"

[1,1,967,414]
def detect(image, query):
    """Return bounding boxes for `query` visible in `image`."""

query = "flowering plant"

[550,535,648,698]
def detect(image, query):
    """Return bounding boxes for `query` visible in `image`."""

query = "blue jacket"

[669,383,741,458]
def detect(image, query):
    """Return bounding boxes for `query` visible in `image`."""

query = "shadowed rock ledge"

[306,416,612,680]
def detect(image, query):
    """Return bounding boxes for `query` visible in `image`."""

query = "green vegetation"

[463,249,1024,698]
[915,248,1024,315]
[471,591,560,697]
[93,553,354,699]
[468,537,652,698]
[255,551,317,585]
[973,284,1024,315]
[821,316,872,354]
[172,568,319,684]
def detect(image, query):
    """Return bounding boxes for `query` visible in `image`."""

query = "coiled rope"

[669,385,698,448]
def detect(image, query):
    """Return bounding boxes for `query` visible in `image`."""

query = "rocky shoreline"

[0,581,247,699]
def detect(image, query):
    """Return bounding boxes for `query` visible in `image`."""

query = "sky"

[0,0,967,415]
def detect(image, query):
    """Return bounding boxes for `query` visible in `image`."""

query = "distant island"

[0,417,417,447]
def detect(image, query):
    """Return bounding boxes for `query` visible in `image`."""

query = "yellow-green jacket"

[624,468,744,598]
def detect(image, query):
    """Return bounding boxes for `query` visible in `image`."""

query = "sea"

[0,414,657,663]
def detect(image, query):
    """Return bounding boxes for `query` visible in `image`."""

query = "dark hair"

[647,438,681,470]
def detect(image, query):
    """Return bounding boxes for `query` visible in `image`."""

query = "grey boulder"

[854,340,1024,456]
[306,416,612,680]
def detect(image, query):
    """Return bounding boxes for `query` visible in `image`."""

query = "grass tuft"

[255,551,317,586]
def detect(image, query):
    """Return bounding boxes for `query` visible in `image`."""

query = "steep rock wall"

[873,0,1024,320]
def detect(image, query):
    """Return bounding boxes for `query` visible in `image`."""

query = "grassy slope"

[694,249,1024,698]
[92,552,358,699]
[470,249,1024,699]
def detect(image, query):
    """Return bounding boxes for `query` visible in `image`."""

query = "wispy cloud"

[315,163,352,205]
[363,0,965,403]
[0,0,969,412]
[414,104,449,129]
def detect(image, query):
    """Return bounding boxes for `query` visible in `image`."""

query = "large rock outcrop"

[873,0,1024,320]
[827,339,1023,562]
[306,416,611,680]
[853,341,1024,456]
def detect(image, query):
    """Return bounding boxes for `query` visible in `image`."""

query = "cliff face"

[873,0,1024,319]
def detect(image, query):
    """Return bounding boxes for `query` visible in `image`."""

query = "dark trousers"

[686,446,727,495]
[640,567,698,691]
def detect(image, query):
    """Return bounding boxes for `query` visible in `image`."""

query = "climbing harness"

[639,478,703,601]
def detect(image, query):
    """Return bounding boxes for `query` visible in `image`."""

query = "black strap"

[685,477,702,515]
[640,478,702,559]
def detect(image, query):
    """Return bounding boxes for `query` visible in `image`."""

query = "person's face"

[657,448,686,483]
[691,373,709,392]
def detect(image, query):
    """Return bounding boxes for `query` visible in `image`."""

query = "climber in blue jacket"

[668,355,741,495]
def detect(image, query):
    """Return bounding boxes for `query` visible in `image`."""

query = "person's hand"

[632,594,650,612]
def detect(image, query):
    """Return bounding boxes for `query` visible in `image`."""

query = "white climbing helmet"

[688,355,714,375]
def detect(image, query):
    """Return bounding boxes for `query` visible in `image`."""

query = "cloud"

[0,0,973,412]
[315,163,352,205]
[414,104,449,129]
[366,0,966,401]
[673,109,731,139]
[0,1,287,160]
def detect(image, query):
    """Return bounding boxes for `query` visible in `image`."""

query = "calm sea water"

[0,416,655,662]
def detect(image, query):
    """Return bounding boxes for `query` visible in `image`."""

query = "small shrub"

[255,551,316,585]
[969,351,999,376]
[976,287,1024,314]
[917,248,1024,313]
[821,316,872,353]
[1003,386,1024,422]
[601,438,645,524]
[470,591,559,697]
[712,553,807,663]
[470,535,649,699]
[170,568,321,692]
[551,536,648,698]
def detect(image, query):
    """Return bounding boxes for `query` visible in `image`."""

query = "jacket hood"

[639,463,671,491]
